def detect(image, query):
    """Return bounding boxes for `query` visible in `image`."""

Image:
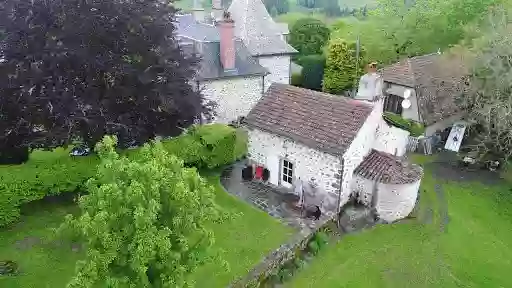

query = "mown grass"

[285,154,512,288]
[0,175,293,288]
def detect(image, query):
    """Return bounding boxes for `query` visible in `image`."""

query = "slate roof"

[228,0,297,56]
[244,83,374,155]
[176,14,221,42]
[354,149,423,184]
[380,53,470,125]
[182,41,269,80]
[176,14,269,80]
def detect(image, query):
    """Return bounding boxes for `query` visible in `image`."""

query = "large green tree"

[456,7,512,163]
[264,0,289,15]
[332,0,501,65]
[289,18,331,57]
[323,38,366,95]
[0,0,209,164]
[57,136,225,288]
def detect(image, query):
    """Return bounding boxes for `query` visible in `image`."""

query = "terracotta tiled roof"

[380,53,470,125]
[354,149,423,184]
[244,83,374,155]
[380,58,416,87]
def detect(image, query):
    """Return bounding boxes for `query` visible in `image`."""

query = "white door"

[281,159,294,189]
[267,155,280,186]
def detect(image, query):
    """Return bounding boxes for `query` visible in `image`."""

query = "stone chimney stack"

[212,0,223,21]
[218,11,236,71]
[368,62,377,74]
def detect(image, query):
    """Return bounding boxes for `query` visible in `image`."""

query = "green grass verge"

[285,155,512,288]
[0,176,293,288]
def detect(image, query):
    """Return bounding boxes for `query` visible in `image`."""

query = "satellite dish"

[402,99,411,109]
[403,89,412,99]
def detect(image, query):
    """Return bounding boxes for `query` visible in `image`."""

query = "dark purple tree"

[0,0,209,163]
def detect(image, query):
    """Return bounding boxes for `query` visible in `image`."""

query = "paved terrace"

[220,161,333,232]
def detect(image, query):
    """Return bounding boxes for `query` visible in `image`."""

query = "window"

[281,159,293,185]
[384,94,403,115]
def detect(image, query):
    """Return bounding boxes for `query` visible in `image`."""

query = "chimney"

[212,0,223,20]
[218,11,236,71]
[368,62,378,74]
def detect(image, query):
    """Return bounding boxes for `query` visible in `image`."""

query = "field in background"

[173,0,374,27]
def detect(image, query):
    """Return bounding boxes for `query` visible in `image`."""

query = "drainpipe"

[196,80,202,124]
[336,157,345,217]
[262,75,266,95]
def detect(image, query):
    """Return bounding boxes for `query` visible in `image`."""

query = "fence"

[406,136,419,153]
[406,136,434,155]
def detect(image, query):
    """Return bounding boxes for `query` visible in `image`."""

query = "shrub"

[298,54,325,91]
[291,72,303,87]
[323,38,366,95]
[163,124,248,169]
[383,112,425,137]
[0,124,247,227]
[0,149,99,227]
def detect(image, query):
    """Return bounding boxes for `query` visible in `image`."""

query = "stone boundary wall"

[228,216,336,288]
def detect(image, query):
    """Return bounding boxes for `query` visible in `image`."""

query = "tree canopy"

[456,7,512,163]
[323,38,366,95]
[289,18,331,57]
[331,0,501,65]
[57,135,225,287]
[264,0,290,15]
[0,0,208,162]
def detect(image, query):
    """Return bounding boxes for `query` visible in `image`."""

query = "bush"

[291,72,303,87]
[0,149,100,227]
[0,124,247,227]
[323,38,366,95]
[163,124,247,169]
[298,54,325,91]
[383,112,425,137]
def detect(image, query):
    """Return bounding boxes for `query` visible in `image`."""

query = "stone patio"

[220,161,333,232]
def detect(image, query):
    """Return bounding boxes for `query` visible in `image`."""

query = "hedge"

[0,124,247,227]
[383,112,425,137]
[291,73,302,87]
[298,54,325,91]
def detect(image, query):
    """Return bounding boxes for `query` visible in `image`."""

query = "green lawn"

[0,177,293,288]
[285,155,512,288]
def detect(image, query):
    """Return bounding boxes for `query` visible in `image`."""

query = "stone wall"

[373,119,410,157]
[228,217,335,288]
[246,128,342,212]
[340,100,381,208]
[351,175,421,222]
[257,55,291,92]
[200,76,264,124]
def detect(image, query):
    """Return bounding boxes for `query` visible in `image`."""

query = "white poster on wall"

[444,121,467,152]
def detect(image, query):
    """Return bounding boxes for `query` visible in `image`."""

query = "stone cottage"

[175,0,297,124]
[355,52,470,136]
[243,83,423,222]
